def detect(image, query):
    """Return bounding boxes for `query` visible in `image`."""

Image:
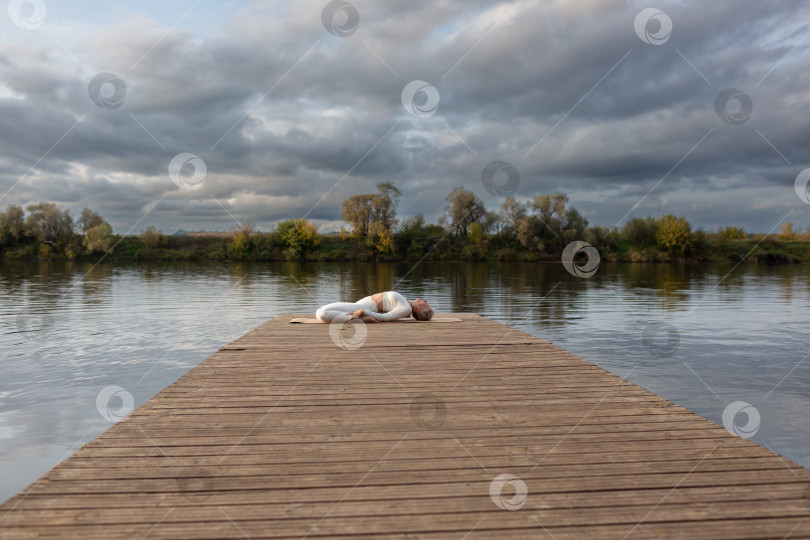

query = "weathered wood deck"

[2,313,809,539]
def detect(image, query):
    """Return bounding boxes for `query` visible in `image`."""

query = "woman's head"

[411,298,434,321]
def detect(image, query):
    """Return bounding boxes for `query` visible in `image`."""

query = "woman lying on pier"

[316,291,434,323]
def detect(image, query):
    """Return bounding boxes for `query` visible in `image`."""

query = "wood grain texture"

[1,313,808,539]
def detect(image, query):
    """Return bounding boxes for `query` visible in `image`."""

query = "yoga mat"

[289,317,464,324]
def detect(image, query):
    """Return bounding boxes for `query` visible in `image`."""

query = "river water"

[1,260,809,502]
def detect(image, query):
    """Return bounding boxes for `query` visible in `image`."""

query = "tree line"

[1,186,809,263]
[0,203,112,259]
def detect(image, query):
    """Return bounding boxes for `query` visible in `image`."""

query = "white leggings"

[315,302,365,323]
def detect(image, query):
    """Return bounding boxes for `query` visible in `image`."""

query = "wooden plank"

[2,313,808,539]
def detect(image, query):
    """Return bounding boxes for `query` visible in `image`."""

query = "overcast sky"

[0,0,808,234]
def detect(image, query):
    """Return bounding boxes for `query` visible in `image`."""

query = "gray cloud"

[0,0,808,233]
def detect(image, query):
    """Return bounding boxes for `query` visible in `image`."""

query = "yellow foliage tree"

[140,226,163,250]
[83,222,113,254]
[366,221,394,255]
[778,222,796,241]
[656,215,694,257]
[230,221,256,259]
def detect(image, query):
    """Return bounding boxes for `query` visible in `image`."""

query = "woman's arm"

[360,301,412,322]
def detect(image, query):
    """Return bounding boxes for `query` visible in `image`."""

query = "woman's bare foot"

[359,315,379,323]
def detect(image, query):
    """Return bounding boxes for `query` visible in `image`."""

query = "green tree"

[277,218,319,256]
[656,215,694,257]
[622,217,659,247]
[442,187,487,236]
[511,192,586,252]
[718,226,746,240]
[396,213,430,258]
[398,213,426,235]
[585,225,619,253]
[0,204,25,246]
[83,222,113,254]
[560,206,588,243]
[468,222,488,248]
[25,202,73,243]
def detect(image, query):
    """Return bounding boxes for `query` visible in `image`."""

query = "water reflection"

[1,260,809,503]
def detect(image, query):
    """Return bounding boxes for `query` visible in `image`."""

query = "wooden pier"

[1,314,809,538]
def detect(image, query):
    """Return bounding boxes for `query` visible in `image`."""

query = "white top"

[355,291,412,321]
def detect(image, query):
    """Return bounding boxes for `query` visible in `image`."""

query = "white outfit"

[316,291,412,323]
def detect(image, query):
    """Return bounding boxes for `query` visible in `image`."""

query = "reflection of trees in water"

[653,263,807,311]
[609,262,808,314]
[7,260,805,325]
[77,261,113,305]
[0,260,96,303]
[612,262,761,312]
[272,261,401,304]
[274,261,326,306]
[278,261,320,281]
[534,263,593,330]
[619,263,693,308]
[391,262,578,329]
[0,260,42,296]
[333,263,393,301]
[703,263,760,312]
[447,263,489,310]
[747,263,804,305]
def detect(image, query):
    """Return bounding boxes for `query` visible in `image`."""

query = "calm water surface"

[1,261,809,502]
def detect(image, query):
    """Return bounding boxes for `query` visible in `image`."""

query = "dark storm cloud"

[0,0,808,232]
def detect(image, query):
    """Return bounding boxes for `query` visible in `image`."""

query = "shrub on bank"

[656,215,694,258]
